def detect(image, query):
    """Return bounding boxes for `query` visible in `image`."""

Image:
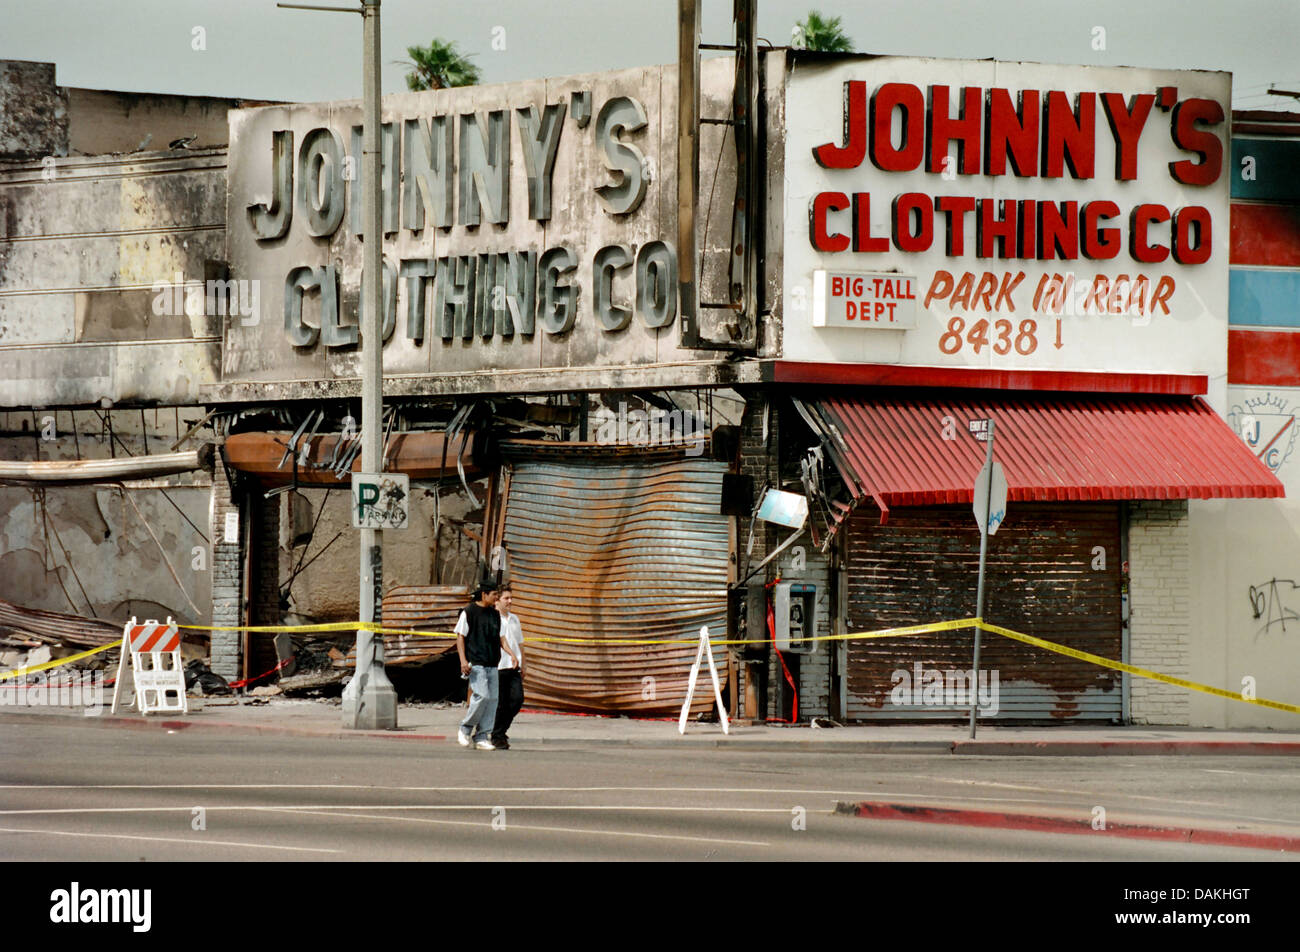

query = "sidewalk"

[3,697,1300,755]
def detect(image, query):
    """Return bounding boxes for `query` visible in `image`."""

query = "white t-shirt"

[497,612,524,670]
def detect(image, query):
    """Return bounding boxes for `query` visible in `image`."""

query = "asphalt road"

[1,720,1297,861]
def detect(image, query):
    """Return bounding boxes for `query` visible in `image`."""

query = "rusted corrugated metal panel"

[0,598,124,648]
[845,503,1122,722]
[336,585,465,669]
[801,393,1283,509]
[501,455,730,716]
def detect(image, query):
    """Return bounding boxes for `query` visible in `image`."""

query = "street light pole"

[346,0,397,728]
[275,0,395,728]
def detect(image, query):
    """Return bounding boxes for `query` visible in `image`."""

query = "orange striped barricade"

[110,617,187,715]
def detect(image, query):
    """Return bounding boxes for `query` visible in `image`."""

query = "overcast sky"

[1,0,1296,110]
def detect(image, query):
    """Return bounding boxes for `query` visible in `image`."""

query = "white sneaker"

[457,728,471,747]
[475,740,497,751]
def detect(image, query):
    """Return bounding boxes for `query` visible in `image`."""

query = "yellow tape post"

[0,640,122,683]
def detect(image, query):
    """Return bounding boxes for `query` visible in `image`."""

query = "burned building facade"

[2,41,1293,728]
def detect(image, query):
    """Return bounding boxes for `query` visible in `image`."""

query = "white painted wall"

[1188,384,1300,728]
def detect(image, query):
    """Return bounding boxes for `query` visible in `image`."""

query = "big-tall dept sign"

[224,67,693,383]
[782,58,1231,378]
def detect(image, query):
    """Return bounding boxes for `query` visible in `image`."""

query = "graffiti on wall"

[1248,578,1300,633]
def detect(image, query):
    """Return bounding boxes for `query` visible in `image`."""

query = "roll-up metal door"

[845,503,1122,722]
[501,455,730,716]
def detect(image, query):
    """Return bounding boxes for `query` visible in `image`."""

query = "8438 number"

[938,317,1038,356]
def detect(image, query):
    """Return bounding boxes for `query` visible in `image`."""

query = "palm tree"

[792,10,854,53]
[401,39,481,91]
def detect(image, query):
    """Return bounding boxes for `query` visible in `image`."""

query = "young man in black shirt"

[455,581,504,750]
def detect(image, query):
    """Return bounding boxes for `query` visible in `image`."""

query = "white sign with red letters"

[782,56,1231,380]
[812,271,918,328]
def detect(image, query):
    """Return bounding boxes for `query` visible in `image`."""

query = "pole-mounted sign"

[969,418,1005,738]
[972,457,1008,536]
[351,472,409,530]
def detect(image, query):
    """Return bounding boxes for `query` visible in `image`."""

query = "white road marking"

[2,784,1292,827]
[273,808,770,847]
[0,804,798,816]
[889,774,1231,808]
[0,826,341,853]
[1203,769,1266,777]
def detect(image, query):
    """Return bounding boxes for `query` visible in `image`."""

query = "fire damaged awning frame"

[0,449,206,486]
[793,391,1285,530]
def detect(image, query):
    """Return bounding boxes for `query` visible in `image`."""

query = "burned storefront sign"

[218,63,747,392]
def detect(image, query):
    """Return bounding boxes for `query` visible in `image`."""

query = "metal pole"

[676,0,700,346]
[343,0,397,729]
[969,419,995,739]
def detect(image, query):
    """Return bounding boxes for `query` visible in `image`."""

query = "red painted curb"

[838,800,1300,852]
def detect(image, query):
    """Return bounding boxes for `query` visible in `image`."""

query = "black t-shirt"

[460,601,501,667]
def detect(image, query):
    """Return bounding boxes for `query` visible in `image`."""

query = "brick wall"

[737,391,777,719]
[1128,499,1190,725]
[735,391,832,721]
[209,447,243,680]
[249,490,282,677]
[783,552,832,719]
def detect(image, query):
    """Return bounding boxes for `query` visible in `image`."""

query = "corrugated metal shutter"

[340,586,465,669]
[502,455,730,716]
[845,503,1122,722]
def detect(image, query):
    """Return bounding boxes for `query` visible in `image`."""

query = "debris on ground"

[277,667,348,697]
[184,660,232,695]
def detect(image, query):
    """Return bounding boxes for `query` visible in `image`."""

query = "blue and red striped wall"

[1229,119,1300,387]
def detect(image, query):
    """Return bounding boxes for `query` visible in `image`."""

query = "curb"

[952,740,1300,756]
[3,711,1299,755]
[834,800,1300,853]
[0,711,448,743]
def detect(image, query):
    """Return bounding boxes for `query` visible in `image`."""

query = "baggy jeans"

[461,665,499,744]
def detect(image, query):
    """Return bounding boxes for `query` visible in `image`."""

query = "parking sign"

[351,473,409,530]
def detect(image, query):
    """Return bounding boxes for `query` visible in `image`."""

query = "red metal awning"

[797,393,1284,518]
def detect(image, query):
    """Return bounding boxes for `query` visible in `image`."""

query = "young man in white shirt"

[491,585,525,750]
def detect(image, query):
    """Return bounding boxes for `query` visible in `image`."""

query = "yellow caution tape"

[174,617,973,647]
[179,622,368,634]
[0,640,123,682]
[6,615,1291,715]
[172,616,1298,714]
[975,619,1300,716]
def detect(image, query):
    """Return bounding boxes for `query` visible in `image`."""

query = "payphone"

[772,581,817,652]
